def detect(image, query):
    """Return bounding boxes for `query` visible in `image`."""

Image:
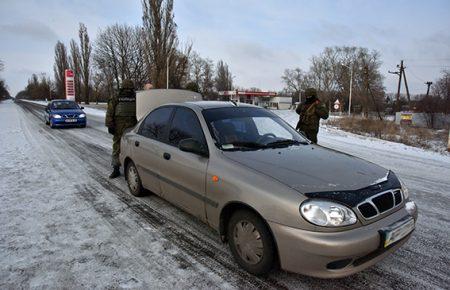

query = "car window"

[168,107,206,147]
[51,101,79,110]
[139,107,174,141]
[202,107,308,148]
[253,117,292,139]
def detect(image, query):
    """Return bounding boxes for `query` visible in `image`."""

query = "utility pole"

[166,56,169,90]
[389,60,411,110]
[341,63,353,115]
[425,81,433,97]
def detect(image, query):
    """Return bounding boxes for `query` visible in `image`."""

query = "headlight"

[400,179,409,200]
[53,114,62,119]
[79,113,86,118]
[300,200,357,227]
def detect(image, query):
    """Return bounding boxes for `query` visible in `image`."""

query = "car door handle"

[135,141,140,147]
[163,153,171,160]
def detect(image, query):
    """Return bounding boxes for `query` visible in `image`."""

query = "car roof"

[181,101,258,110]
[51,99,76,102]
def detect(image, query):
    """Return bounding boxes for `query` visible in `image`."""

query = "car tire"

[227,209,276,276]
[49,118,56,128]
[45,117,49,125]
[125,160,146,197]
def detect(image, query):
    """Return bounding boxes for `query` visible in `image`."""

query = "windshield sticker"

[222,144,234,149]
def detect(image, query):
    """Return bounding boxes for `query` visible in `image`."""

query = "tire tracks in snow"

[18,101,450,289]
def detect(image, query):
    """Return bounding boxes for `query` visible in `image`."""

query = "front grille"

[63,114,77,118]
[357,189,403,220]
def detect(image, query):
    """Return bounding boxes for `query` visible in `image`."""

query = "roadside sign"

[65,69,75,101]
[333,99,340,111]
[400,112,413,125]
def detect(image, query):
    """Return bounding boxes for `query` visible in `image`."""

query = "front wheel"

[49,118,56,128]
[227,210,276,275]
[125,160,145,197]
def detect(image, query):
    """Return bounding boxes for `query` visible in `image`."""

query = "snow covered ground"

[1,100,449,289]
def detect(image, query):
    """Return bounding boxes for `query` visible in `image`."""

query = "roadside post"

[447,130,450,152]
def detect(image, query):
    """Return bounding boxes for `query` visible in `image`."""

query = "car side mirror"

[80,106,84,109]
[179,138,208,157]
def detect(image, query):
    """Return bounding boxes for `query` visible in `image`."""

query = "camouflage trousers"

[111,117,137,167]
[300,129,319,144]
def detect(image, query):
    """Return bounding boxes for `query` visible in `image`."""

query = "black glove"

[108,127,115,135]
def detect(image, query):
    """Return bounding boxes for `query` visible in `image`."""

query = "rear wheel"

[227,210,276,275]
[125,160,145,197]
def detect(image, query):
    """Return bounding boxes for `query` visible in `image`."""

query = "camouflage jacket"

[295,99,329,132]
[105,88,137,128]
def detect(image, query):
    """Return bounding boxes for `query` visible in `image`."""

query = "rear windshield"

[51,101,79,110]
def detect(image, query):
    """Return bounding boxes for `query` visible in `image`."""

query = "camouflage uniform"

[105,80,137,177]
[295,88,329,143]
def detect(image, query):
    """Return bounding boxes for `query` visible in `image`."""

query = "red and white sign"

[65,69,75,101]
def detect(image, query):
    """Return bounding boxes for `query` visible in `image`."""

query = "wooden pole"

[448,130,450,152]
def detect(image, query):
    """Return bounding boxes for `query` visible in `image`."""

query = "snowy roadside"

[2,100,449,288]
[20,99,107,118]
[273,109,450,159]
[0,100,234,289]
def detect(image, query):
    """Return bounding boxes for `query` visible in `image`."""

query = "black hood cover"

[304,171,401,207]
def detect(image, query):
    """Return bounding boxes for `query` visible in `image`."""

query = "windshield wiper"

[265,139,308,148]
[221,141,267,151]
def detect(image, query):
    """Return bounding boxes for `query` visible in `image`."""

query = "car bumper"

[269,201,418,278]
[52,118,86,126]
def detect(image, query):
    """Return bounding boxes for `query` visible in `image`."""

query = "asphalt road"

[8,100,450,289]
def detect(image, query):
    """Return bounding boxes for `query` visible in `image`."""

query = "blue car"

[44,99,87,128]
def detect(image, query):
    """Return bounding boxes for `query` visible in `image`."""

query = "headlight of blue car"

[53,114,62,119]
[79,113,86,118]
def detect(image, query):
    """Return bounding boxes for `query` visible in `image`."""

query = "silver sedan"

[119,101,418,278]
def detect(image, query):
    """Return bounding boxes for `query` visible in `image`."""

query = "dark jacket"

[296,98,329,132]
[105,88,137,128]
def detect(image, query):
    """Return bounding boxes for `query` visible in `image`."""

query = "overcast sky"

[1,0,449,96]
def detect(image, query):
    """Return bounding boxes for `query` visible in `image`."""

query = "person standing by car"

[105,79,137,178]
[295,88,329,143]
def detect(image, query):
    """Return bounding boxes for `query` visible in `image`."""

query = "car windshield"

[51,101,79,110]
[202,107,309,151]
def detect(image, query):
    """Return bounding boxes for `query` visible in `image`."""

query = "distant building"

[219,90,292,110]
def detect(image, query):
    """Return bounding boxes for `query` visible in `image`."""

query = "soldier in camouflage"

[105,79,137,178]
[295,88,329,143]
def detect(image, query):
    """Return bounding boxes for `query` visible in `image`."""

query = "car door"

[158,107,209,222]
[132,106,175,196]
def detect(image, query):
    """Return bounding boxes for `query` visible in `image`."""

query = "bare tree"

[94,24,147,91]
[281,68,310,102]
[142,0,178,88]
[201,58,215,97]
[215,60,233,92]
[53,41,69,98]
[69,39,82,102]
[79,23,92,104]
[432,70,450,113]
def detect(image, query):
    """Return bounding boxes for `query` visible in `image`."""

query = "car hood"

[51,109,84,114]
[222,144,389,193]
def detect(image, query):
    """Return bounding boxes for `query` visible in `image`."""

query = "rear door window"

[168,107,206,147]
[139,107,174,142]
